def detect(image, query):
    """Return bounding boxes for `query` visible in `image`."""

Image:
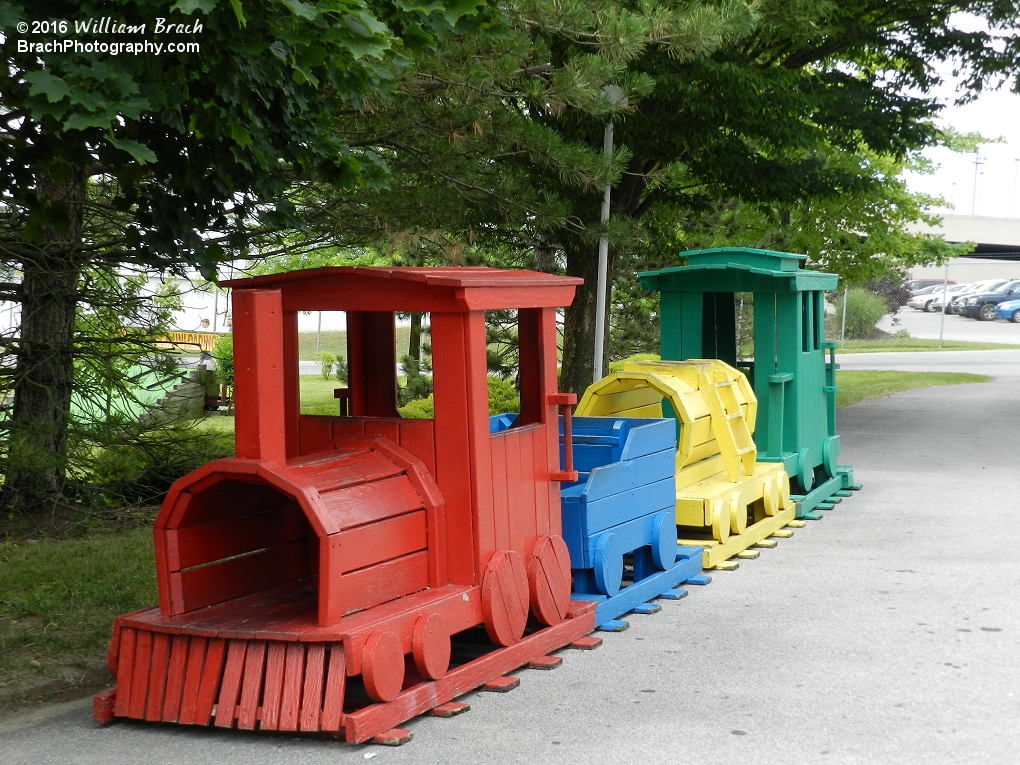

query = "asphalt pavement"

[2,351,1018,765]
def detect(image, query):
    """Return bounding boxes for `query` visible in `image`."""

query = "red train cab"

[95,267,596,743]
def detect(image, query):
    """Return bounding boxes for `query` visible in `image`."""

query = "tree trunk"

[3,171,86,514]
[408,312,423,362]
[560,240,614,398]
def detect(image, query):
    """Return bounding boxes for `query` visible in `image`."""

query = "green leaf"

[270,41,288,61]
[229,0,247,27]
[172,0,217,12]
[0,1,25,28]
[280,0,317,20]
[230,121,253,147]
[108,137,158,164]
[24,71,74,104]
[63,113,114,132]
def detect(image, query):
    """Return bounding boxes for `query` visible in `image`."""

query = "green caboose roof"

[639,247,839,294]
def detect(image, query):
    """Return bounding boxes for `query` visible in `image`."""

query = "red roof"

[219,266,581,312]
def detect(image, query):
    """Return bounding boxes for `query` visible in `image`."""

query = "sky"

[901,20,1020,219]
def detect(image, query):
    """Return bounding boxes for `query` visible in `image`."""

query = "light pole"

[1012,158,1019,217]
[971,152,985,215]
[593,85,627,384]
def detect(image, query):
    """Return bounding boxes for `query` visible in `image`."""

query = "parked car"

[947,279,1012,315]
[906,285,947,312]
[927,283,973,313]
[906,278,956,292]
[957,280,1020,320]
[994,298,1020,323]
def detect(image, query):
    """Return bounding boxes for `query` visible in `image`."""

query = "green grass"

[835,370,990,408]
[836,338,1020,353]
[297,328,413,362]
[0,528,157,714]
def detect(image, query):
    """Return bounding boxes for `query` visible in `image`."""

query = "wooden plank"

[489,431,510,551]
[332,419,367,440]
[279,642,306,732]
[397,420,436,476]
[364,419,400,445]
[319,644,347,733]
[340,551,430,615]
[429,312,477,585]
[297,416,334,456]
[113,627,137,717]
[127,629,152,719]
[144,632,171,721]
[318,535,344,627]
[173,481,291,529]
[175,540,310,612]
[334,511,427,574]
[291,450,403,492]
[580,449,676,504]
[193,637,227,726]
[360,312,399,416]
[172,506,307,570]
[260,641,287,731]
[233,288,287,463]
[215,639,248,728]
[299,643,326,732]
[237,640,266,730]
[282,310,301,459]
[517,428,539,550]
[317,475,423,530]
[161,634,189,723]
[177,636,208,725]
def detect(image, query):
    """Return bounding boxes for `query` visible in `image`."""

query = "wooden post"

[232,289,286,463]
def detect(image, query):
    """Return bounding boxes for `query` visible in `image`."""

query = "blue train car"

[491,415,708,629]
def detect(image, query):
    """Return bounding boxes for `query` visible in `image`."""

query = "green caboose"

[640,247,859,518]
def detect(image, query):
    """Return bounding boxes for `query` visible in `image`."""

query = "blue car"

[994,298,1020,323]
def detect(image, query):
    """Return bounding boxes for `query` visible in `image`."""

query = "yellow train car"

[576,359,795,569]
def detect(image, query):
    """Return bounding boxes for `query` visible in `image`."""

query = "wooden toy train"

[94,268,597,744]
[94,256,858,744]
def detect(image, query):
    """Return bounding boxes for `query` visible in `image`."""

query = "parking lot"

[878,305,1020,344]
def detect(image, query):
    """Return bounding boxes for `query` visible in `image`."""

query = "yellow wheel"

[711,498,729,543]
[763,475,780,517]
[779,472,792,510]
[728,492,747,535]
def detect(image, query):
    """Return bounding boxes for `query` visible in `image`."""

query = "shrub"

[212,334,234,388]
[398,376,521,420]
[398,354,433,405]
[842,287,890,340]
[398,394,434,419]
[313,351,336,380]
[487,376,520,414]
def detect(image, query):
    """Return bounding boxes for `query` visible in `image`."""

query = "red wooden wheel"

[481,550,529,647]
[362,632,404,702]
[527,535,572,626]
[411,613,450,681]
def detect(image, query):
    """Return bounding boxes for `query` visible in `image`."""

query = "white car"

[907,285,951,312]
[927,283,973,312]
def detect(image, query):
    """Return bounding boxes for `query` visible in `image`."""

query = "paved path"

[3,354,1017,764]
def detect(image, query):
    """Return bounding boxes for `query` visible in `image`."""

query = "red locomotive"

[95,267,596,743]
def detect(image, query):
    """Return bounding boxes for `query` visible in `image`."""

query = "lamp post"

[971,153,985,215]
[593,85,627,384]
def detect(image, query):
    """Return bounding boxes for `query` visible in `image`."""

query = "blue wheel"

[650,511,678,571]
[592,532,624,596]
